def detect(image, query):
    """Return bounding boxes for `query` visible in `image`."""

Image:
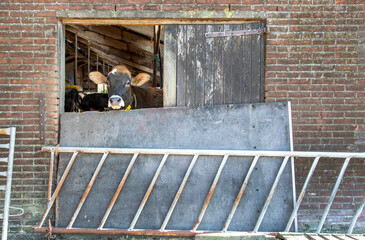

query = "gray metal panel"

[57,102,293,232]
[60,102,289,150]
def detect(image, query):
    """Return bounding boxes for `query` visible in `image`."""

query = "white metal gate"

[35,146,365,237]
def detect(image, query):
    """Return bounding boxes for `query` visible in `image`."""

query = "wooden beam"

[66,25,129,52]
[62,18,264,25]
[74,33,80,86]
[153,25,161,87]
[163,25,177,107]
[88,46,153,74]
[122,25,156,40]
[67,25,163,55]
[66,31,153,74]
[66,26,155,68]
[58,20,66,114]
[65,44,94,65]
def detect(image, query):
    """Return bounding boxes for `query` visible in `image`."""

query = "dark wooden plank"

[259,22,266,102]
[204,24,215,106]
[176,25,187,106]
[195,24,206,106]
[241,23,252,103]
[231,24,244,104]
[163,25,177,107]
[251,22,261,103]
[223,24,233,104]
[213,24,224,105]
[186,24,196,107]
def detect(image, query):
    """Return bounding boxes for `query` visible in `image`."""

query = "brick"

[45,4,69,10]
[139,4,161,10]
[93,4,116,10]
[127,0,151,3]
[69,4,93,10]
[161,5,185,10]
[115,5,138,10]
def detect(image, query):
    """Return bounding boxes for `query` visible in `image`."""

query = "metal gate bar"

[37,152,78,229]
[254,156,290,232]
[129,154,169,230]
[35,146,365,236]
[98,153,139,229]
[160,154,199,231]
[192,155,229,231]
[223,155,260,231]
[316,157,351,233]
[348,200,365,234]
[47,151,55,201]
[285,156,321,231]
[68,153,109,229]
[0,127,16,240]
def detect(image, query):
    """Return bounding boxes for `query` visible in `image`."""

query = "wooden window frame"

[57,12,266,113]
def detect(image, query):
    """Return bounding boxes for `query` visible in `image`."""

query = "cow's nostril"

[108,95,125,108]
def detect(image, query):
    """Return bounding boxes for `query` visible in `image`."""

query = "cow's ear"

[89,71,107,84]
[132,73,151,86]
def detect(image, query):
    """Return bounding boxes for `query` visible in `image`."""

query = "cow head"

[89,65,133,110]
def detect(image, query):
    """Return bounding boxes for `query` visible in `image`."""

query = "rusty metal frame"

[35,146,365,236]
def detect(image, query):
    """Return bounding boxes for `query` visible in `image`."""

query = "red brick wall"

[0,0,363,238]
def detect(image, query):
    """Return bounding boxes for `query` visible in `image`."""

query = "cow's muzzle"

[108,95,125,110]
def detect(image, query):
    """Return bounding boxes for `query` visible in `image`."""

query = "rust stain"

[233,185,247,206]
[300,192,305,202]
[34,227,221,237]
[98,156,136,229]
[0,128,10,135]
[266,185,277,205]
[193,184,217,230]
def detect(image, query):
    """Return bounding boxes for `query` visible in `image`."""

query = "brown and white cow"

[88,65,162,110]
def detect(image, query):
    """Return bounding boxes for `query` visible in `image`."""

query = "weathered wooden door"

[164,22,266,107]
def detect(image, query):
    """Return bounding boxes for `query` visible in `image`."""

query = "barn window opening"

[63,22,265,113]
[64,24,163,112]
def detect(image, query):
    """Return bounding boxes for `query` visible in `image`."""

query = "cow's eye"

[126,81,131,86]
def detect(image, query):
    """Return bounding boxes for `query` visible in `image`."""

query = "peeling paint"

[197,60,203,78]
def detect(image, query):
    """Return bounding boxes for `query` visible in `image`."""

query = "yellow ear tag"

[125,105,131,111]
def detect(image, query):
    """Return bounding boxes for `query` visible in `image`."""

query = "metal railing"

[0,127,16,240]
[35,146,365,236]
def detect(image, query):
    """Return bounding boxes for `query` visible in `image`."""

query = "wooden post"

[153,25,161,87]
[163,25,177,107]
[96,54,99,72]
[102,59,105,75]
[74,33,79,86]
[58,20,65,113]
[88,41,90,90]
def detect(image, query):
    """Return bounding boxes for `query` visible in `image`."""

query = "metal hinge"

[205,27,266,38]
